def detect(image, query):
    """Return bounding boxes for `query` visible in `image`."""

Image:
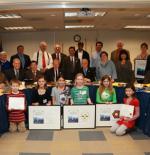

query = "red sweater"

[7,92,26,123]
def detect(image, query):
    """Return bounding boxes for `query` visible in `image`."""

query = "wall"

[0,29,150,66]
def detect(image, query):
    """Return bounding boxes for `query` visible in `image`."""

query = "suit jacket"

[10,53,31,69]
[51,52,67,71]
[44,67,63,82]
[64,56,81,80]
[79,67,96,82]
[25,69,42,82]
[4,68,25,81]
[75,49,90,65]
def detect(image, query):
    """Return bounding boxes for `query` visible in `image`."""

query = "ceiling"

[0,1,150,32]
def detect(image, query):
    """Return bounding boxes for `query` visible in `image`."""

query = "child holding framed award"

[7,79,26,132]
[71,73,92,105]
[110,84,140,136]
[96,75,117,104]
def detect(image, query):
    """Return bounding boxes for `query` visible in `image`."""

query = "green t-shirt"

[96,88,117,103]
[71,86,90,104]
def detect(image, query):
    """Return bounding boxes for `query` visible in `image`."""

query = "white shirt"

[32,50,53,70]
[77,50,83,64]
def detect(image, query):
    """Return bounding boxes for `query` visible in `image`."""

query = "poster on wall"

[29,106,61,130]
[63,105,95,129]
[134,59,147,79]
[96,104,123,126]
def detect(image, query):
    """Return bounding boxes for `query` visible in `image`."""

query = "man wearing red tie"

[32,41,53,72]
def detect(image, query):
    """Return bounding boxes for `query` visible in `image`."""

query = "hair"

[99,75,113,94]
[141,42,148,49]
[100,51,108,58]
[96,41,103,47]
[124,83,136,98]
[78,42,84,46]
[74,73,84,86]
[36,75,47,89]
[30,60,37,65]
[118,49,129,61]
[17,45,24,50]
[69,46,75,51]
[10,78,20,85]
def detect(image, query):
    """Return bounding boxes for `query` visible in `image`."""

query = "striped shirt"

[71,86,90,104]
[7,92,26,123]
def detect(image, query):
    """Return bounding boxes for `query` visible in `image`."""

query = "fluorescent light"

[4,26,34,30]
[65,25,94,29]
[124,25,150,29]
[0,14,21,19]
[65,12,106,17]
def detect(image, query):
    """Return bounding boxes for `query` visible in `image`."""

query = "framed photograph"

[29,106,61,130]
[134,59,147,79]
[8,96,25,110]
[120,104,134,118]
[96,104,123,126]
[63,105,95,129]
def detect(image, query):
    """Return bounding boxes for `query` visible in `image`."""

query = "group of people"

[1,40,148,136]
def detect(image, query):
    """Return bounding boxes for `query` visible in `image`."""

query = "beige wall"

[0,29,150,66]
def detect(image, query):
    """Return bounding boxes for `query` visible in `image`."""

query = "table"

[0,86,150,136]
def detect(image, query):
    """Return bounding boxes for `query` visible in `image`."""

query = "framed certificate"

[120,104,134,118]
[134,59,147,79]
[63,105,95,129]
[29,106,61,130]
[8,96,25,110]
[96,104,123,126]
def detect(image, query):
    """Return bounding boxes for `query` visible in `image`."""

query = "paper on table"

[120,104,134,118]
[8,97,25,110]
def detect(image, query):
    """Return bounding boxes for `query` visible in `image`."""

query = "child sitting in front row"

[110,84,140,136]
[96,75,117,104]
[7,79,26,132]
[71,73,92,105]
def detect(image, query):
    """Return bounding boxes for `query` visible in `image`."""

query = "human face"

[13,59,21,70]
[141,45,147,53]
[82,59,88,69]
[53,59,60,69]
[101,53,108,62]
[102,78,110,88]
[30,62,37,71]
[11,83,20,93]
[40,43,47,52]
[125,88,134,98]
[55,44,61,53]
[69,48,75,56]
[38,78,46,88]
[117,42,123,50]
[96,43,103,52]
[58,77,65,87]
[75,75,84,86]
[17,46,24,54]
[1,54,7,61]
[121,53,127,60]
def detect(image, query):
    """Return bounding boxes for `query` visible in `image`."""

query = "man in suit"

[5,58,25,81]
[64,46,81,81]
[25,61,42,82]
[79,59,96,82]
[51,44,67,71]
[75,42,90,67]
[44,59,63,82]
[10,45,31,69]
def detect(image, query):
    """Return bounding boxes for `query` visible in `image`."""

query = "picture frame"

[63,105,95,129]
[29,106,61,130]
[134,59,147,79]
[8,96,25,110]
[96,104,123,127]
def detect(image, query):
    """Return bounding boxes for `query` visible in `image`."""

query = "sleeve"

[47,53,53,69]
[112,88,117,103]
[32,89,38,103]
[133,98,140,107]
[46,88,52,101]
[111,61,117,80]
[96,88,103,103]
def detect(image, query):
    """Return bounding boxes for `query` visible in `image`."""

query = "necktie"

[56,53,59,60]
[19,54,25,68]
[71,57,75,70]
[55,70,58,82]
[84,69,87,76]
[16,70,19,79]
[42,52,46,69]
